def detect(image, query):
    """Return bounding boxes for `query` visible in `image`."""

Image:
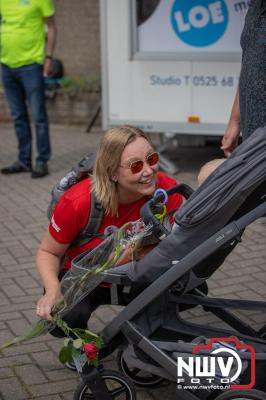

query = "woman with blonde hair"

[36,125,183,337]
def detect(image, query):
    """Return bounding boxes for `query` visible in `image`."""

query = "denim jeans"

[1,63,51,166]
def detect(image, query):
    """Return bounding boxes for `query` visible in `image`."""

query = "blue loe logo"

[171,0,229,47]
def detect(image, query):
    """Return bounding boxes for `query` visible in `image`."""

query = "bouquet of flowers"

[0,219,153,369]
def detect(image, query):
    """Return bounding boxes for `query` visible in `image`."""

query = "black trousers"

[50,269,111,338]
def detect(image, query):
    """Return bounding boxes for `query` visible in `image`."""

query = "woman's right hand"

[36,231,70,321]
[36,290,62,321]
[221,121,240,157]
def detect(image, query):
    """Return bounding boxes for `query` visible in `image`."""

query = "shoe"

[1,161,31,174]
[31,163,49,178]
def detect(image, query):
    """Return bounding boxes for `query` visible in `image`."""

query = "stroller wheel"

[117,350,164,387]
[214,389,266,400]
[73,369,136,400]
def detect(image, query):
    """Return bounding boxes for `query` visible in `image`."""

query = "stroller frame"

[72,127,266,399]
[74,200,266,400]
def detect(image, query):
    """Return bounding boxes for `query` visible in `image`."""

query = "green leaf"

[59,346,73,364]
[71,346,81,359]
[89,357,99,367]
[73,338,83,349]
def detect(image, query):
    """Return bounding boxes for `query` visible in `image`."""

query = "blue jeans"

[1,63,51,166]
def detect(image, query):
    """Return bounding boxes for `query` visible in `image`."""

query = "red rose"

[83,343,98,360]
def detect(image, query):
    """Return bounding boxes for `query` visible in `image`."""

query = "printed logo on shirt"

[51,215,61,233]
[171,0,229,47]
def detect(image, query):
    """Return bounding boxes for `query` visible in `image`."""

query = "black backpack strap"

[71,192,105,247]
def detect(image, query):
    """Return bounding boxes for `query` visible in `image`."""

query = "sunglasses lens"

[129,152,159,174]
[147,152,159,166]
[130,160,144,174]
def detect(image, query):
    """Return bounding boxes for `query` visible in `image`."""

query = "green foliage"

[53,314,103,369]
[59,345,73,364]
[58,327,102,368]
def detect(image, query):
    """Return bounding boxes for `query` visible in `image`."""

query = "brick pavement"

[0,123,265,399]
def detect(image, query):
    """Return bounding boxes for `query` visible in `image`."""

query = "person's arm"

[221,86,241,157]
[43,15,57,77]
[36,231,69,320]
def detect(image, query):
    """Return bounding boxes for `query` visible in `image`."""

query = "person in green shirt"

[0,0,56,178]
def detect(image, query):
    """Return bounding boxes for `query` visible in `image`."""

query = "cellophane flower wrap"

[0,219,153,367]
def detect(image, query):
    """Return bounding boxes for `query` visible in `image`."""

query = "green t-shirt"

[0,0,55,68]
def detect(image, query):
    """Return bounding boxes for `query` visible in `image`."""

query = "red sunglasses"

[121,151,159,174]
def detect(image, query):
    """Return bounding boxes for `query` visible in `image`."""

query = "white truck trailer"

[100,0,248,171]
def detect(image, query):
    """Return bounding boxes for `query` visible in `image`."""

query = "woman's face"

[116,136,159,203]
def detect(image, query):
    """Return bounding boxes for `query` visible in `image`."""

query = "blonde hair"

[198,158,226,186]
[92,125,151,215]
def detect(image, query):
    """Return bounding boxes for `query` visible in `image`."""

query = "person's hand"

[43,58,52,78]
[36,290,62,321]
[221,121,240,157]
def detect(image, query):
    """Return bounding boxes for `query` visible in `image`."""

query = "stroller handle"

[140,183,194,239]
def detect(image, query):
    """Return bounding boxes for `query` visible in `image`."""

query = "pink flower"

[83,343,98,360]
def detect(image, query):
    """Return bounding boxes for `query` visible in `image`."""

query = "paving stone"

[0,271,29,280]
[253,271,266,282]
[25,288,42,296]
[0,123,265,400]
[20,238,40,251]
[14,364,48,385]
[7,257,36,267]
[45,368,78,381]
[0,377,29,400]
[250,313,266,324]
[0,279,15,287]
[31,350,64,371]
[95,305,119,324]
[7,246,32,259]
[9,295,39,305]
[0,354,32,368]
[0,292,11,306]
[0,329,15,345]
[0,303,35,314]
[0,321,7,329]
[236,290,265,301]
[22,310,40,325]
[0,312,23,322]
[5,318,33,337]
[211,284,247,296]
[0,367,14,379]
[227,265,261,277]
[245,280,266,295]
[46,338,64,355]
[3,342,48,357]
[87,312,106,333]
[61,392,78,400]
[214,274,253,287]
[0,254,18,266]
[29,378,78,397]
[3,220,25,234]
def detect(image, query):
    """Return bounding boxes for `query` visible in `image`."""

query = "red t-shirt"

[49,172,183,268]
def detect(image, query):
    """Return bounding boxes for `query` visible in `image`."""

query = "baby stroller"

[66,127,266,400]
